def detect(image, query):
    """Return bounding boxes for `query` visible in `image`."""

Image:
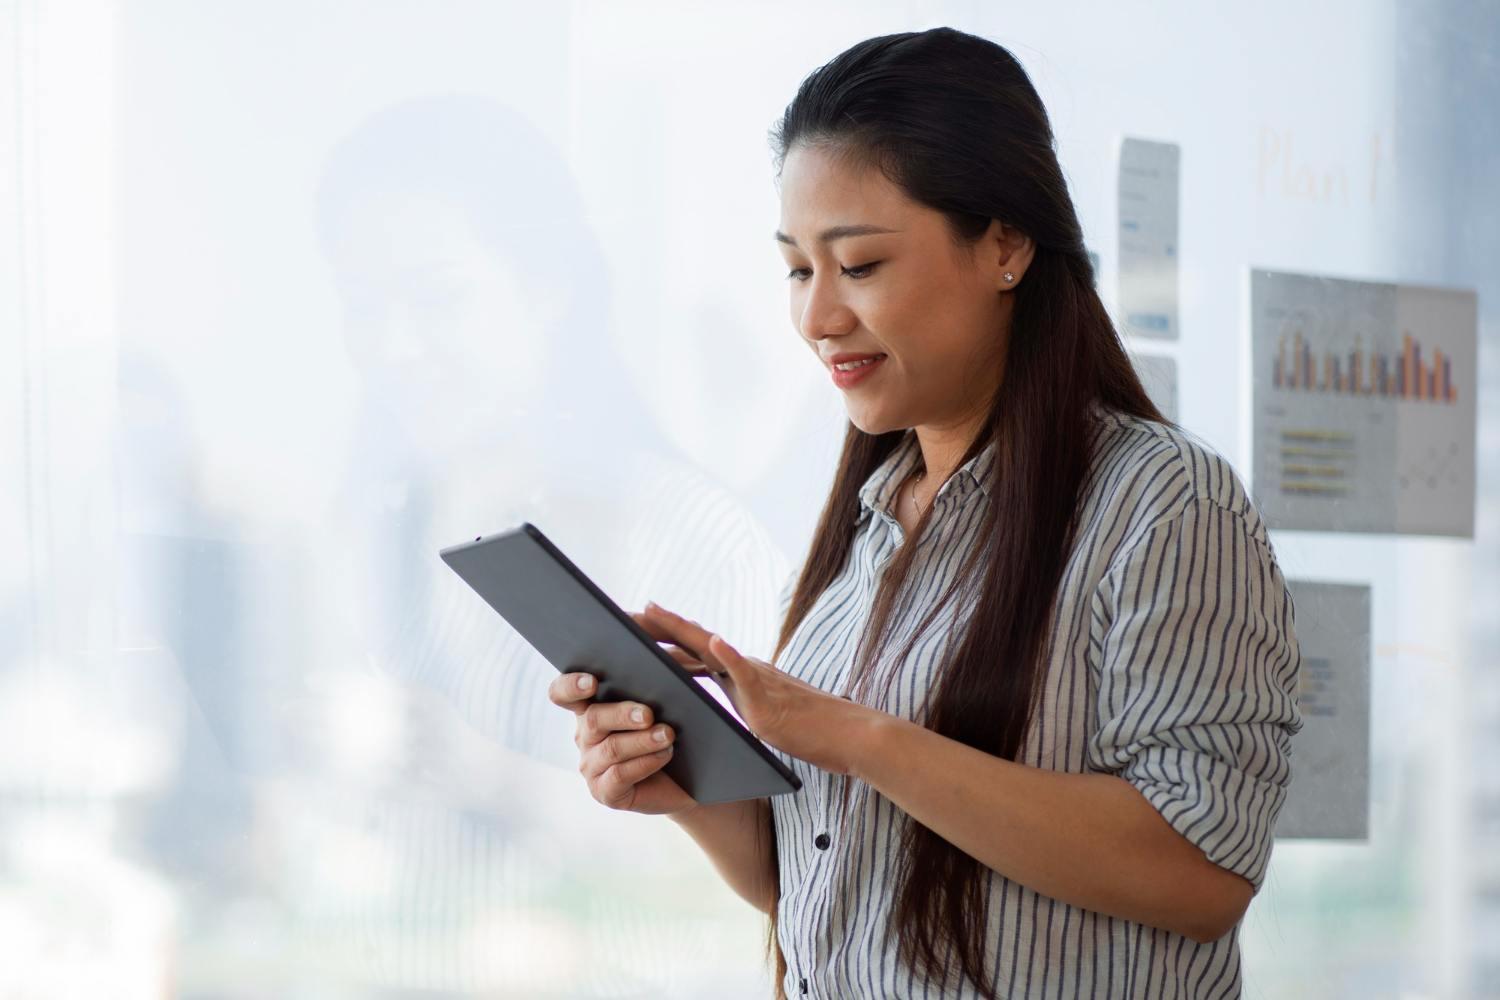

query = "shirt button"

[814,833,830,850]
[800,978,809,994]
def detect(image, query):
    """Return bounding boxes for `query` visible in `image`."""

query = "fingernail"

[645,601,659,611]
[655,747,673,758]
[652,725,668,743]
[631,706,645,724]
[578,675,594,691]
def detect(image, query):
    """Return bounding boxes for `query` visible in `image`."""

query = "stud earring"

[1003,271,1015,284]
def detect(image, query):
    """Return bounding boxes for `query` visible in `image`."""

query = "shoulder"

[1084,409,1268,548]
[627,453,787,569]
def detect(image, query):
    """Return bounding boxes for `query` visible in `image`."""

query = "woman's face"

[332,191,556,451]
[776,145,1032,437]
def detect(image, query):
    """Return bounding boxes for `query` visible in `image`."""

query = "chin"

[843,402,908,437]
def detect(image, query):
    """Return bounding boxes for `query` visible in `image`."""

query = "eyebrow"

[774,224,899,247]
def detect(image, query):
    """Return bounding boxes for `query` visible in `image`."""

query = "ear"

[980,220,1036,292]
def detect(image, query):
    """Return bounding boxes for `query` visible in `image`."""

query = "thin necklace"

[907,467,928,517]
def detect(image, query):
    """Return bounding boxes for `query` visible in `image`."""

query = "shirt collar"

[857,431,995,522]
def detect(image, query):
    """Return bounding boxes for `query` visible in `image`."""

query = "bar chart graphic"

[1272,331,1458,403]
[1251,270,1476,537]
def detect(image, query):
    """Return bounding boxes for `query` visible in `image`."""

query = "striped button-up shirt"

[771,410,1302,999]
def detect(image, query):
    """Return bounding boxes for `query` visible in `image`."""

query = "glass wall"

[0,1,1495,996]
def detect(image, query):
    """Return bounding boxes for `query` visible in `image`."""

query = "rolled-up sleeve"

[1088,498,1302,890]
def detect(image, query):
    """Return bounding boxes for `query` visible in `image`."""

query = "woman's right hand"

[548,671,697,815]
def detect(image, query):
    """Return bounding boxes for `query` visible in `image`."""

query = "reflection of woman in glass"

[553,30,1301,1000]
[299,95,785,994]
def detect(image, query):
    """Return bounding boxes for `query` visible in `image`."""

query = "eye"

[786,267,813,282]
[840,261,881,279]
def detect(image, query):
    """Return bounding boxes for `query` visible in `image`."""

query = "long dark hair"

[769,29,1162,997]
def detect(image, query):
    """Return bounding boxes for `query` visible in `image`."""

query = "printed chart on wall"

[1251,269,1477,536]
[1118,138,1180,340]
[1277,580,1370,840]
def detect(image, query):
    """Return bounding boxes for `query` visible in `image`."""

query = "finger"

[578,700,654,747]
[634,611,708,667]
[631,617,704,665]
[631,611,675,641]
[549,672,597,713]
[699,633,740,674]
[705,634,763,691]
[581,724,675,778]
[662,644,704,668]
[630,614,678,644]
[595,745,675,808]
[642,603,717,659]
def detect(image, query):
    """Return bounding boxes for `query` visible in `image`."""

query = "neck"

[912,405,990,485]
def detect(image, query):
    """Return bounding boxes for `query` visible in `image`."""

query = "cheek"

[900,273,994,352]
[871,286,994,395]
[462,286,548,367]
[858,281,928,360]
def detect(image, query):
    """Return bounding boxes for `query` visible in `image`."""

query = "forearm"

[671,798,778,912]
[635,611,1251,939]
[848,713,1251,942]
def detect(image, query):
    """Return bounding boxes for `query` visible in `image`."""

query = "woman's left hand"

[634,602,873,776]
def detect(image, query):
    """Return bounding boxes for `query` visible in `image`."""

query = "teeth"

[835,357,880,371]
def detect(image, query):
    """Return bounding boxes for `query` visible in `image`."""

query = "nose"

[348,301,427,371]
[796,271,857,343]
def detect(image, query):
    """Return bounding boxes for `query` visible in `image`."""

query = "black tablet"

[439,523,802,804]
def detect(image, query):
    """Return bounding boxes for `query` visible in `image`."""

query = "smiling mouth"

[834,355,885,371]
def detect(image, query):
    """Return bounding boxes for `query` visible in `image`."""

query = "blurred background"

[0,1,1497,997]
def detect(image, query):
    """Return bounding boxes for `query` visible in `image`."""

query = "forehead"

[777,145,929,236]
[334,191,492,272]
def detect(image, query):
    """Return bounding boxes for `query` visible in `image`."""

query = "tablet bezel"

[439,523,802,803]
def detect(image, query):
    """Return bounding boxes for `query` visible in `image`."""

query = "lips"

[825,352,887,389]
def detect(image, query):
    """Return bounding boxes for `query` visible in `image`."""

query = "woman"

[292,95,787,994]
[551,29,1300,1000]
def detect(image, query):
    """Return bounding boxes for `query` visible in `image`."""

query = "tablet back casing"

[440,524,801,804]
